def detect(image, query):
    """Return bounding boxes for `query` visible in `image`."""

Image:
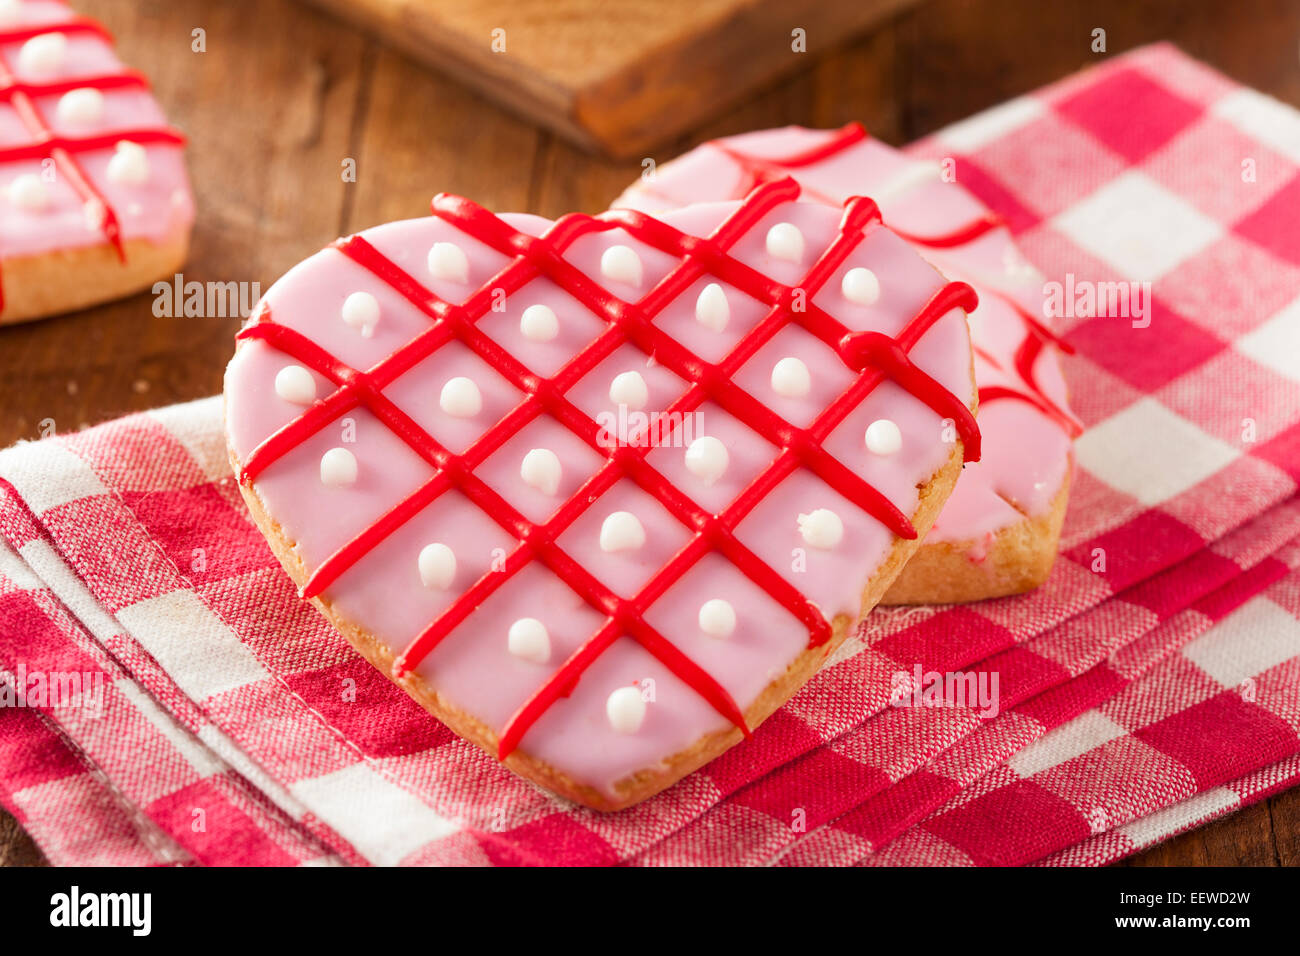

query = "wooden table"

[2,0,1298,867]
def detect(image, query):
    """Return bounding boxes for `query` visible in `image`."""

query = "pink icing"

[224,191,975,796]
[0,1,193,265]
[614,125,1076,545]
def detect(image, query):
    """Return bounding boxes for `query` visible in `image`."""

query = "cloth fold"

[2,43,1299,865]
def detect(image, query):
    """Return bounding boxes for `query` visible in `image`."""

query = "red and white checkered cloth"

[2,43,1299,865]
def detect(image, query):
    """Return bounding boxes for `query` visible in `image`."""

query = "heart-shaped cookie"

[615,125,1080,604]
[224,178,978,810]
[0,3,194,324]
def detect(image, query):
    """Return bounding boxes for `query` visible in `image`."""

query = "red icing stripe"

[236,178,978,759]
[743,121,868,169]
[0,17,112,47]
[1007,332,1084,437]
[982,283,1075,355]
[890,213,1003,250]
[0,16,187,311]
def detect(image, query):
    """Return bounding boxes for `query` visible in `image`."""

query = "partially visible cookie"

[614,124,1079,603]
[224,182,979,809]
[0,1,193,324]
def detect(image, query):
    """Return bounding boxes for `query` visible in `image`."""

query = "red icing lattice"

[236,177,978,759]
[0,12,187,309]
[678,122,1081,437]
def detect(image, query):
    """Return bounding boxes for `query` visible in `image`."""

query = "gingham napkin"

[776,535,1300,865]
[2,43,1299,866]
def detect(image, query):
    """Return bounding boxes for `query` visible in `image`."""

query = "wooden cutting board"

[298,0,916,157]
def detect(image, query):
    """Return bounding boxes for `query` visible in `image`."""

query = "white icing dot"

[8,173,48,211]
[765,222,804,262]
[698,599,736,639]
[609,370,648,410]
[105,141,150,186]
[606,686,646,735]
[274,365,316,405]
[320,447,357,487]
[507,618,551,665]
[797,509,844,550]
[439,376,482,417]
[600,511,645,553]
[57,88,105,128]
[428,241,469,283]
[18,32,65,77]
[520,447,561,496]
[600,244,643,287]
[520,303,559,342]
[771,356,811,398]
[417,542,456,590]
[684,435,728,486]
[695,283,729,332]
[341,290,380,338]
[842,267,881,306]
[865,418,902,456]
[0,0,22,27]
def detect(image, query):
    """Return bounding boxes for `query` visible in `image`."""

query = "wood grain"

[295,0,918,157]
[2,0,1299,866]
